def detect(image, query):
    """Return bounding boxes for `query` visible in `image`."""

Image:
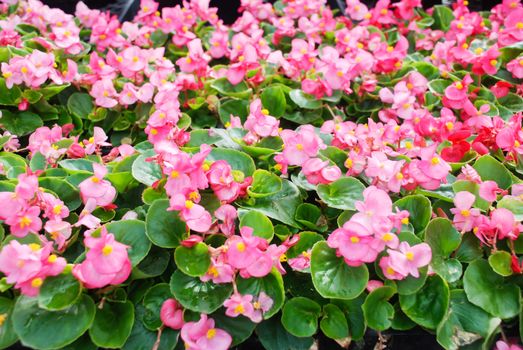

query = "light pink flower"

[161,299,185,330]
[180,314,232,350]
[79,163,117,207]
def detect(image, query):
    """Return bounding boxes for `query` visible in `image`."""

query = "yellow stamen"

[29,243,40,251]
[431,157,440,165]
[296,143,304,151]
[21,66,28,74]
[350,236,360,243]
[53,204,63,215]
[446,122,454,130]
[20,216,32,229]
[456,82,464,90]
[236,242,246,252]
[460,209,470,217]
[170,170,179,178]
[185,200,194,209]
[401,217,409,225]
[386,267,395,275]
[102,245,113,256]
[280,253,288,262]
[31,278,43,288]
[234,304,245,314]
[474,47,483,55]
[261,109,270,115]
[0,314,6,327]
[48,254,57,263]
[91,176,100,183]
[490,59,498,66]
[206,329,216,339]
[405,252,414,261]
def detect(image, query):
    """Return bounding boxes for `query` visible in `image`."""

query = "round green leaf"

[425,218,461,257]
[311,241,368,300]
[131,149,162,186]
[463,259,520,319]
[362,286,396,331]
[317,177,365,211]
[174,243,211,277]
[12,295,95,350]
[38,273,82,311]
[399,275,450,329]
[472,155,512,189]
[281,297,321,337]
[105,220,151,267]
[67,93,93,119]
[488,251,513,277]
[437,290,501,350]
[142,283,172,331]
[132,246,170,279]
[295,204,325,232]
[89,301,134,349]
[236,269,285,319]
[394,195,432,233]
[0,297,18,349]
[261,85,286,117]
[247,169,282,198]
[1,110,43,136]
[145,199,188,248]
[208,148,256,176]
[256,317,314,350]
[286,231,324,259]
[218,99,249,124]
[320,304,349,340]
[123,305,178,350]
[39,177,82,211]
[498,196,523,221]
[239,210,274,241]
[332,295,367,341]
[289,89,322,109]
[169,270,233,313]
[210,77,252,99]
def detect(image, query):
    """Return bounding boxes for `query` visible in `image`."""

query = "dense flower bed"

[0,0,522,349]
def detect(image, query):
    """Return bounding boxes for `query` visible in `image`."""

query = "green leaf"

[473,155,512,189]
[39,177,82,211]
[281,297,321,337]
[399,275,450,329]
[0,78,21,105]
[140,283,172,331]
[239,179,302,228]
[67,93,94,119]
[12,295,95,350]
[145,199,188,248]
[289,89,322,109]
[0,297,18,349]
[123,305,178,350]
[455,233,483,263]
[236,269,285,319]
[362,286,396,331]
[488,251,513,277]
[452,180,490,211]
[432,5,454,31]
[394,195,432,233]
[132,246,170,280]
[320,304,349,340]
[257,317,314,350]
[331,295,367,341]
[239,210,274,241]
[286,231,324,260]
[261,85,286,117]
[210,78,252,99]
[212,312,256,346]
[29,152,46,171]
[174,243,211,277]
[1,110,43,136]
[38,273,82,311]
[169,270,233,313]
[464,259,520,319]
[247,169,282,198]
[425,218,461,257]
[295,204,325,232]
[436,290,501,350]
[208,148,256,176]
[498,92,523,112]
[132,149,162,186]
[427,79,451,94]
[311,241,368,300]
[218,99,249,124]
[105,220,151,267]
[89,301,134,349]
[497,196,523,221]
[316,177,365,211]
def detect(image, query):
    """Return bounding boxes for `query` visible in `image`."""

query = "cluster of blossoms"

[328,186,431,279]
[0,0,522,349]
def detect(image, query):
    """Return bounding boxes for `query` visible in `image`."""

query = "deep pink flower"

[79,163,117,207]
[450,191,481,232]
[180,314,232,350]
[161,299,185,330]
[387,242,432,278]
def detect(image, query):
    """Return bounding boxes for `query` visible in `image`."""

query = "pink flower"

[507,57,523,79]
[161,299,185,330]
[207,161,240,203]
[366,280,384,292]
[214,204,237,236]
[5,206,42,238]
[288,250,312,271]
[450,191,481,232]
[327,223,378,266]
[83,127,111,155]
[345,0,369,20]
[302,158,341,185]
[169,194,212,233]
[73,227,131,289]
[491,208,519,240]
[79,163,117,207]
[379,256,406,280]
[243,99,280,143]
[180,314,232,350]
[250,292,273,323]
[280,125,325,167]
[224,293,255,318]
[90,79,118,108]
[200,257,235,284]
[479,180,500,202]
[495,340,523,350]
[442,75,473,110]
[387,242,432,278]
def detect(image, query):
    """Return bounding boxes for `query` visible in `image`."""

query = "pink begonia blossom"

[386,242,432,278]
[442,74,473,110]
[288,250,312,271]
[180,314,232,350]
[243,99,280,144]
[224,293,255,319]
[90,78,119,108]
[0,241,66,296]
[451,191,482,232]
[5,206,42,238]
[200,256,235,284]
[495,341,523,350]
[73,227,131,289]
[279,125,326,167]
[79,163,117,207]
[214,204,237,236]
[161,299,185,330]
[507,57,523,78]
[169,193,212,233]
[366,280,384,293]
[491,208,520,240]
[302,158,341,185]
[479,180,501,202]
